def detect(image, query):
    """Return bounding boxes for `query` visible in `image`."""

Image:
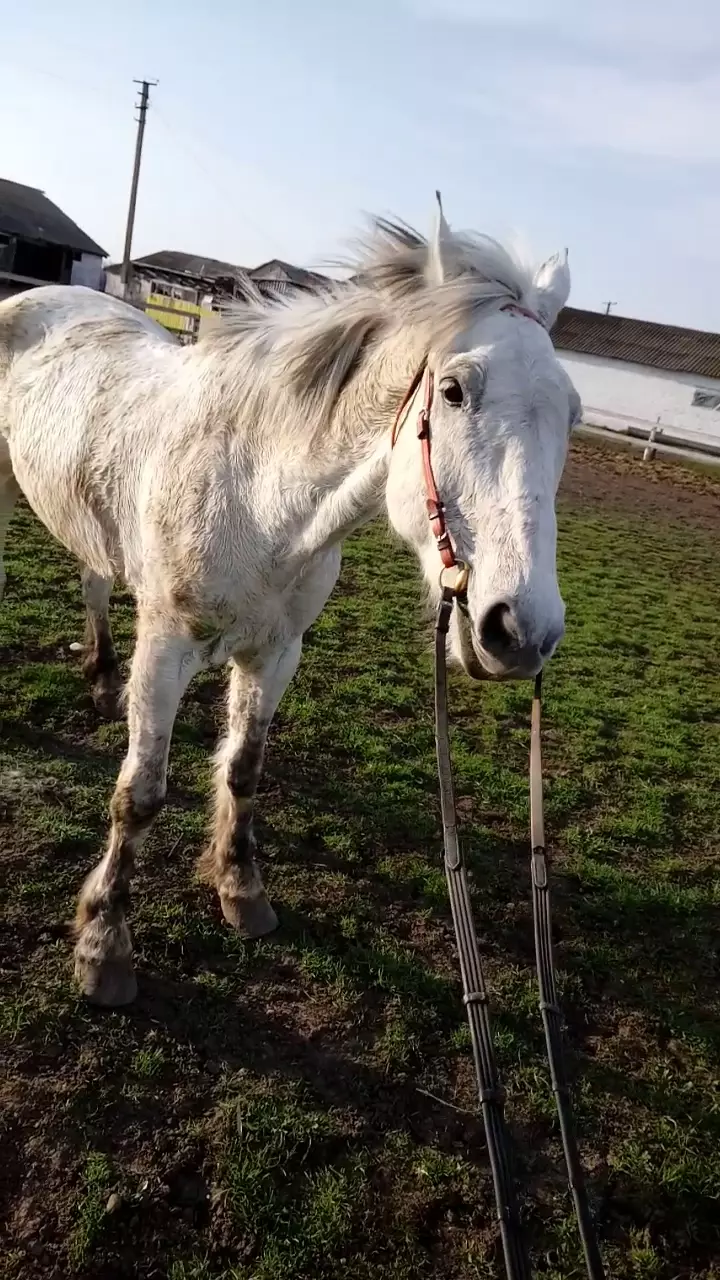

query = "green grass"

[68,1153,115,1268]
[1,442,719,1278]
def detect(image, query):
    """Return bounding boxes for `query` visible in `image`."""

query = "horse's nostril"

[480,601,522,657]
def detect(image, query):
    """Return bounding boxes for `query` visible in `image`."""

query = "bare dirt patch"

[561,436,720,529]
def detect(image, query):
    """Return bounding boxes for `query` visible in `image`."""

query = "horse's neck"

[291,326,426,558]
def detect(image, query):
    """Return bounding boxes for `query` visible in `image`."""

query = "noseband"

[391,304,606,1280]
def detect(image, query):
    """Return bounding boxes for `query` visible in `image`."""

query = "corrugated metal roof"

[0,178,106,257]
[552,306,720,381]
[132,250,249,281]
[112,251,331,299]
[249,259,329,291]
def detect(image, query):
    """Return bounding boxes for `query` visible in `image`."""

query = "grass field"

[1,441,719,1279]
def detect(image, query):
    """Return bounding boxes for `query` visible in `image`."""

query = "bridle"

[390,305,606,1280]
[391,365,462,577]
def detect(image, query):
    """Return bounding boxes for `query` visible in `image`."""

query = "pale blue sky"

[2,0,719,327]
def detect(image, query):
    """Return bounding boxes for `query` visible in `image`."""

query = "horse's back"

[0,284,174,356]
[0,285,175,434]
[0,287,179,578]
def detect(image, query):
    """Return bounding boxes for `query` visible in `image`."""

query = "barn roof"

[130,250,250,281]
[108,250,332,298]
[0,178,106,257]
[249,258,328,291]
[552,306,720,381]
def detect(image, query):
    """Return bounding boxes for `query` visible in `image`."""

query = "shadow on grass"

[252,752,720,1058]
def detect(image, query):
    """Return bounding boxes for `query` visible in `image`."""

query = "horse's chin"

[460,654,494,682]
[454,602,494,682]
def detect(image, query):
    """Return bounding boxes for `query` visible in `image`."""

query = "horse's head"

[385,199,580,681]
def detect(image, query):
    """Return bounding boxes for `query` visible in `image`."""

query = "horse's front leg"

[0,439,20,603]
[74,616,204,1004]
[198,640,302,936]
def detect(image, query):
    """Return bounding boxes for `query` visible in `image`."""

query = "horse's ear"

[427,189,454,286]
[532,248,571,328]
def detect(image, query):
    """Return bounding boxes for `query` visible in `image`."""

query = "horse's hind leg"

[0,437,20,602]
[198,640,302,936]
[74,613,204,1005]
[74,566,122,718]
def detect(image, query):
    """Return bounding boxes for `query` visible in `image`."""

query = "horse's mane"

[197,217,541,427]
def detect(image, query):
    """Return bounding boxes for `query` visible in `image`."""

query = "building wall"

[70,252,104,290]
[559,350,720,445]
[103,271,124,300]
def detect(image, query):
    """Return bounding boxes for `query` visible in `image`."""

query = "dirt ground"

[560,435,720,528]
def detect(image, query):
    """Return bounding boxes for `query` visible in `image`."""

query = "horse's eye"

[440,377,463,407]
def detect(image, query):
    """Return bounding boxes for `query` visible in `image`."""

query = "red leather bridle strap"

[390,364,426,449]
[391,365,461,576]
[390,302,544,589]
[416,372,459,573]
[501,302,544,325]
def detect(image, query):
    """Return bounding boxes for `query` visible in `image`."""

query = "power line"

[151,106,290,251]
[0,57,126,109]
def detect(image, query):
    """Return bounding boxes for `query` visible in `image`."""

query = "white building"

[552,308,720,452]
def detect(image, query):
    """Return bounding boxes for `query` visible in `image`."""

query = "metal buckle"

[439,561,469,596]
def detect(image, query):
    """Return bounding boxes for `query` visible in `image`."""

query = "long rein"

[391,331,605,1280]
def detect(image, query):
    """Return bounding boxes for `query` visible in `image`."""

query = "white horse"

[0,203,579,1006]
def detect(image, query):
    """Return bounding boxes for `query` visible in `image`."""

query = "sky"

[2,0,719,329]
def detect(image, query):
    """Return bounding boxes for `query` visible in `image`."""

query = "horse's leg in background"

[0,437,20,602]
[0,454,119,720]
[198,640,302,935]
[74,612,204,1004]
[0,467,120,720]
[70,567,122,718]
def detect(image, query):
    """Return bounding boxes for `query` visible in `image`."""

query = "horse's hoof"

[220,891,279,938]
[91,679,123,721]
[75,956,138,1006]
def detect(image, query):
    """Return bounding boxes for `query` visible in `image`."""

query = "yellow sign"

[145,293,215,336]
[146,293,213,318]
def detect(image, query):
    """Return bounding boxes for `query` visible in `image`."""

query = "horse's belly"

[9,443,119,579]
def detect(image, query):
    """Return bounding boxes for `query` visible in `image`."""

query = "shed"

[0,178,106,299]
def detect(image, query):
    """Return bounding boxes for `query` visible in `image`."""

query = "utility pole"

[603,300,617,315]
[120,79,157,298]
